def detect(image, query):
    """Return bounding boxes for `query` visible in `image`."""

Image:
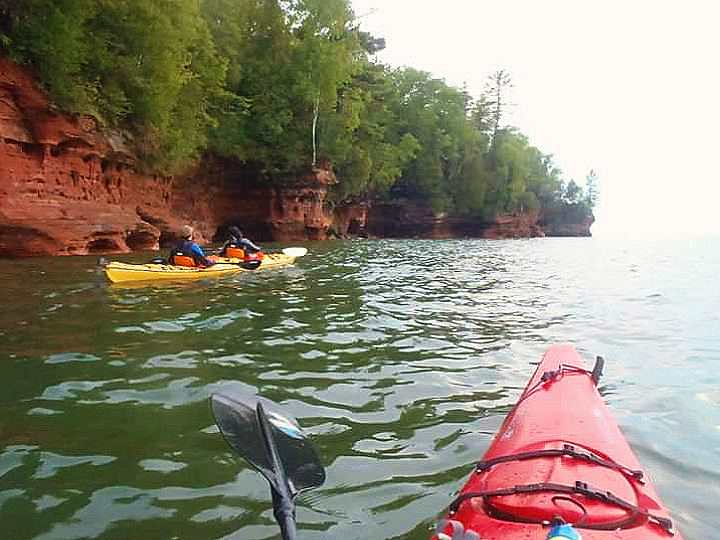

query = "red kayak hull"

[432,344,682,539]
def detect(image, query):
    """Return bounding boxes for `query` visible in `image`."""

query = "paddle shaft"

[256,403,299,540]
[271,487,299,540]
[207,246,305,257]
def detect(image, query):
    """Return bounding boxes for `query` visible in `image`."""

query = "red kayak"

[431,344,682,540]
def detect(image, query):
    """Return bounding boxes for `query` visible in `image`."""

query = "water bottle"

[545,522,582,540]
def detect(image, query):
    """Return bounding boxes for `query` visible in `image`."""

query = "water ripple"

[0,238,718,539]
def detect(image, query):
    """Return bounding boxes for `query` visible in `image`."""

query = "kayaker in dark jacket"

[169,224,215,267]
[219,226,262,257]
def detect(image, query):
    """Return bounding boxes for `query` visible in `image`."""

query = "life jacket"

[225,247,245,259]
[172,255,195,267]
[170,239,200,267]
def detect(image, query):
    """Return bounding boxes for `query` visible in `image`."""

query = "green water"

[1,237,718,539]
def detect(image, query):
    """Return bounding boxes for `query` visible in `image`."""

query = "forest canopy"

[0,0,595,223]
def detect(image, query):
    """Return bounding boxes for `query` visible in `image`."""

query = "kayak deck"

[432,345,682,540]
[104,253,296,283]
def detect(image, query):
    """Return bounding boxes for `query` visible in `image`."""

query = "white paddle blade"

[282,247,308,257]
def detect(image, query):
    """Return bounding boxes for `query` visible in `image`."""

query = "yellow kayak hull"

[104,253,297,283]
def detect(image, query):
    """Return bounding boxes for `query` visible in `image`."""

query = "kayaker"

[219,226,262,258]
[169,224,215,267]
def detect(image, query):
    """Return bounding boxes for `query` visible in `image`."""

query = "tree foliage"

[484,69,513,141]
[0,0,592,223]
[3,0,225,171]
[585,169,599,207]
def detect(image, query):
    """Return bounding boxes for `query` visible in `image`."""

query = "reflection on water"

[0,237,719,539]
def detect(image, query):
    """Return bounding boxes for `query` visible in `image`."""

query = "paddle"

[211,247,307,259]
[281,247,308,257]
[211,247,307,269]
[210,392,325,540]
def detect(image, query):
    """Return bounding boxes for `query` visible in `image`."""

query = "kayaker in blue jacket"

[219,226,262,257]
[169,224,215,267]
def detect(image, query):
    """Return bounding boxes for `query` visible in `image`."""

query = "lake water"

[1,237,718,539]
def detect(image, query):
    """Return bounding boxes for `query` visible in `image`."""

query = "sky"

[349,0,720,236]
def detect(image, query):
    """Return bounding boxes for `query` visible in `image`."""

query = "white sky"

[350,0,720,236]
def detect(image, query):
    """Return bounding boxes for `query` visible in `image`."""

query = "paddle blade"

[282,247,308,257]
[211,392,325,495]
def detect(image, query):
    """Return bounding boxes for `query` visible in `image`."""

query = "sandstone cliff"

[0,58,339,257]
[366,201,551,239]
[0,57,592,258]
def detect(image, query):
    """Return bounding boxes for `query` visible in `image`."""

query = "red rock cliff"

[366,202,549,239]
[0,58,340,257]
[0,57,593,257]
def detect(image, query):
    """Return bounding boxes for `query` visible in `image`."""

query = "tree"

[564,179,583,203]
[386,67,471,213]
[3,0,226,171]
[585,169,599,207]
[469,94,493,146]
[323,63,420,203]
[286,0,358,166]
[447,127,487,215]
[488,128,530,212]
[204,0,361,174]
[484,69,513,142]
[1,0,97,111]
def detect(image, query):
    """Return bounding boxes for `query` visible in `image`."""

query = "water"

[1,237,718,540]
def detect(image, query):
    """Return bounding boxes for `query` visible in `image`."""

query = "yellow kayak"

[104,251,303,283]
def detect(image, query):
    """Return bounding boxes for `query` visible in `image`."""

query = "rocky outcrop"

[538,205,595,237]
[332,202,368,237]
[478,212,546,239]
[540,213,594,237]
[366,203,556,240]
[366,199,451,238]
[0,58,340,257]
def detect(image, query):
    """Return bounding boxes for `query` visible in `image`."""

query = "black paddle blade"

[211,392,325,496]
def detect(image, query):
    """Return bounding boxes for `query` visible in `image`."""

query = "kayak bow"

[431,344,682,540]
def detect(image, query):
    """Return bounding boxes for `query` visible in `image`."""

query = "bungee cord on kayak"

[516,357,603,405]
[475,444,645,484]
[446,480,674,533]
[430,345,681,540]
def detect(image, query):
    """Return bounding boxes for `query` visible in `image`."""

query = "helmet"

[180,225,193,239]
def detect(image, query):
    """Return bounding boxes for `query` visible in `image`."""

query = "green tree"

[205,0,360,175]
[447,127,488,215]
[3,0,225,171]
[324,62,420,202]
[204,0,293,168]
[385,67,471,213]
[469,94,493,147]
[484,69,513,142]
[564,179,583,203]
[287,0,358,166]
[585,168,599,207]
[1,0,97,111]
